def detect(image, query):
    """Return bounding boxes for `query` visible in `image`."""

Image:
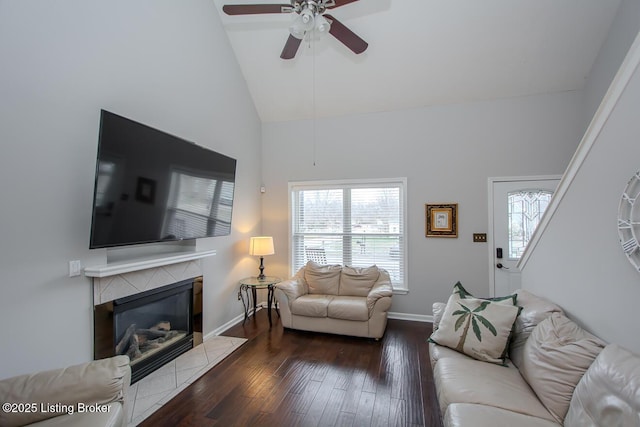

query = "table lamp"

[249,236,275,280]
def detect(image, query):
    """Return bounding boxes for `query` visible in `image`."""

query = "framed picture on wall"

[426,203,458,237]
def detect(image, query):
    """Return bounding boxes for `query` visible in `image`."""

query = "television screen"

[89,110,236,249]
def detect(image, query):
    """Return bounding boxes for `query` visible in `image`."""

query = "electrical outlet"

[473,233,487,243]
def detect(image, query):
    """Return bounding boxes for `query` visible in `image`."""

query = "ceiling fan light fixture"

[222,0,368,59]
[289,14,309,39]
[289,25,305,40]
[300,8,315,28]
[315,14,331,33]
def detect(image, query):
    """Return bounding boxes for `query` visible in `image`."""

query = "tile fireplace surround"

[126,334,246,426]
[92,259,206,305]
[86,251,247,425]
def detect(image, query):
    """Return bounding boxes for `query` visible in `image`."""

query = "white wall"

[261,92,583,317]
[582,0,640,128]
[521,42,640,354]
[0,0,262,379]
[520,0,640,355]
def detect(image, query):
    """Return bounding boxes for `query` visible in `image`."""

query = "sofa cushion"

[304,261,342,295]
[434,357,555,422]
[565,344,640,427]
[444,403,560,427]
[519,312,606,424]
[291,294,334,317]
[327,296,369,321]
[429,342,473,368]
[339,265,379,297]
[429,294,520,364]
[509,289,564,369]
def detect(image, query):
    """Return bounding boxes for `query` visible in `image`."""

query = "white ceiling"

[213,0,622,122]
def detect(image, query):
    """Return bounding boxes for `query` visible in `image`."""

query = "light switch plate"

[473,233,487,243]
[69,260,82,277]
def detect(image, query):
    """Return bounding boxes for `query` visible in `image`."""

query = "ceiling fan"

[222,0,368,60]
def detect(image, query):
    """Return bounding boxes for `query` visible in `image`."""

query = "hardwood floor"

[140,310,442,427]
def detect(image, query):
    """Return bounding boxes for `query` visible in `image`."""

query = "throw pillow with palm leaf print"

[432,281,518,333]
[450,281,522,361]
[429,294,520,364]
[452,281,517,305]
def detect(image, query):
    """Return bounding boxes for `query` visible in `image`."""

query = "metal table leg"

[240,284,249,323]
[266,285,273,326]
[251,286,257,317]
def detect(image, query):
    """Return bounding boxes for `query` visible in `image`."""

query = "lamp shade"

[249,236,275,256]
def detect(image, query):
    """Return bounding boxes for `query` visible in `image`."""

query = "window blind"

[290,179,407,290]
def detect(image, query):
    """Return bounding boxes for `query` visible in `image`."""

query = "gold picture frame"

[425,203,458,238]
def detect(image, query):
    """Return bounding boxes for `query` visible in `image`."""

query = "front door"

[490,176,560,296]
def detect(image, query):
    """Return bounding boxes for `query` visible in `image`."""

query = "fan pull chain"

[312,35,317,167]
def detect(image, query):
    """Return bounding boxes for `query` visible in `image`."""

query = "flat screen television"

[89,110,237,249]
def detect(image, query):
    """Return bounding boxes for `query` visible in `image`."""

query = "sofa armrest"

[432,302,446,332]
[275,278,308,305]
[0,355,131,427]
[367,281,393,316]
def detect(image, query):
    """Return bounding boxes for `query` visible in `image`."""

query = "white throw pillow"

[519,312,606,423]
[508,289,564,369]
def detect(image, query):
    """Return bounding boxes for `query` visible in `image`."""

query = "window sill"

[392,288,409,295]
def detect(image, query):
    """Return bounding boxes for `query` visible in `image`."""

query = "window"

[289,178,407,291]
[507,190,553,259]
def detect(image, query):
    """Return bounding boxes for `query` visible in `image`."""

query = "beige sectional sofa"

[430,288,640,426]
[0,355,131,427]
[274,261,393,339]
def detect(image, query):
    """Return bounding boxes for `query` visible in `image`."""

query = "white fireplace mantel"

[84,249,217,278]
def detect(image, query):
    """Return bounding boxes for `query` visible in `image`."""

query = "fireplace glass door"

[95,278,197,383]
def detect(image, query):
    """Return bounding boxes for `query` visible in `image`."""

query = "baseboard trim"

[206,308,432,339]
[388,312,433,323]
[206,312,247,339]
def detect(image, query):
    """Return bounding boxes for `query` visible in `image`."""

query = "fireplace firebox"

[94,277,203,383]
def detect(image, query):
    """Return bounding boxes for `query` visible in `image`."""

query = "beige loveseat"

[274,261,393,339]
[430,288,640,426]
[0,355,131,427]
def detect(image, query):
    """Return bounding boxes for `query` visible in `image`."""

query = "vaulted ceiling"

[213,0,622,122]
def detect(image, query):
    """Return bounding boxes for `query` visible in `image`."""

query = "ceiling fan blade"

[324,14,368,55]
[326,0,359,9]
[280,34,303,60]
[222,4,292,15]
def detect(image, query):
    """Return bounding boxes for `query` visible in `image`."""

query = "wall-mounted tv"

[89,110,237,249]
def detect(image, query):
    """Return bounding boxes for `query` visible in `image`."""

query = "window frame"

[288,177,408,293]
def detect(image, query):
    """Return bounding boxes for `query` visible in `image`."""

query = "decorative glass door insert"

[507,190,553,259]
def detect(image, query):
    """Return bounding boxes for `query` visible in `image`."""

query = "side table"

[239,276,282,326]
